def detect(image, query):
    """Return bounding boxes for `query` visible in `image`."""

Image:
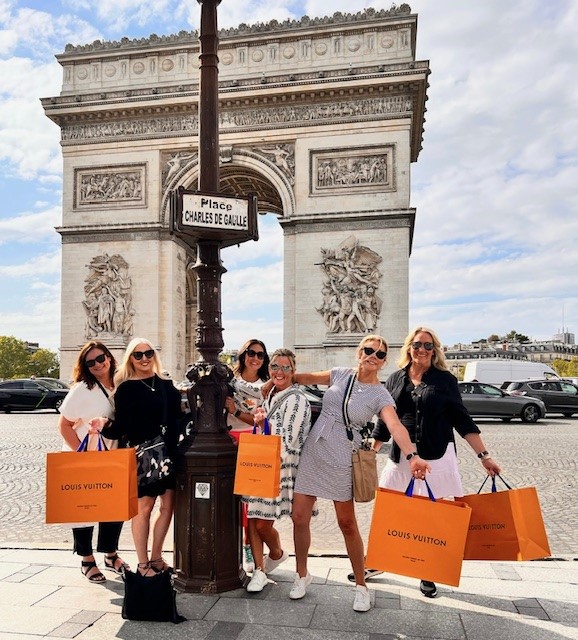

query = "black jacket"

[372,366,479,462]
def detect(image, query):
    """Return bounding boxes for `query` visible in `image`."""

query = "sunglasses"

[132,349,155,360]
[411,341,434,351]
[245,348,265,360]
[363,346,387,360]
[270,363,292,373]
[85,353,107,368]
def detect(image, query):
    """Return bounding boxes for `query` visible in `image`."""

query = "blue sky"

[0,0,577,354]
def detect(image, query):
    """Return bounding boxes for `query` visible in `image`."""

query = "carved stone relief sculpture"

[83,253,135,339]
[74,165,145,208]
[316,236,383,334]
[312,145,394,195]
[252,143,295,185]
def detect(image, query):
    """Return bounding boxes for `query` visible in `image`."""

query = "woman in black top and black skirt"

[94,338,181,576]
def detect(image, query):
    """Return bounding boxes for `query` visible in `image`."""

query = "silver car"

[458,382,546,423]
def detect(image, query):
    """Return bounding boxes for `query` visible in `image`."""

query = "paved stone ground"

[0,412,576,555]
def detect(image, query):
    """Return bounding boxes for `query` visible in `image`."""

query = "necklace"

[139,376,156,392]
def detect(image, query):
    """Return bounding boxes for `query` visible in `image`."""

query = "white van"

[463,360,558,387]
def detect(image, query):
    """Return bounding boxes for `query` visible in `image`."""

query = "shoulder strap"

[158,376,168,428]
[342,374,356,441]
[94,379,114,408]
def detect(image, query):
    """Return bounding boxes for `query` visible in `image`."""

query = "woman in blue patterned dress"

[290,335,431,612]
[244,349,312,593]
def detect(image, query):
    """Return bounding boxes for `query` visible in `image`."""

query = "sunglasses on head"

[132,349,155,360]
[245,348,265,360]
[411,341,434,351]
[85,353,107,368]
[363,346,387,359]
[270,363,292,373]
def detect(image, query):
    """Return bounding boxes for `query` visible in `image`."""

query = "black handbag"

[121,568,185,623]
[134,381,174,488]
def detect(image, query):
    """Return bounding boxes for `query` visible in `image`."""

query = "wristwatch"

[406,451,419,460]
[234,409,241,418]
[477,450,490,460]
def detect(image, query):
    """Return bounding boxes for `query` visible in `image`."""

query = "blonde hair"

[114,337,164,387]
[398,326,449,371]
[355,334,388,360]
[269,348,296,371]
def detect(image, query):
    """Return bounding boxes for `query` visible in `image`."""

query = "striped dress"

[294,367,393,502]
[244,384,311,520]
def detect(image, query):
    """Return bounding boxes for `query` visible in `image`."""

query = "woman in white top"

[225,338,270,571]
[57,341,129,584]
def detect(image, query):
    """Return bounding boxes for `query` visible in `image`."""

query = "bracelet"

[234,409,241,418]
[406,451,419,461]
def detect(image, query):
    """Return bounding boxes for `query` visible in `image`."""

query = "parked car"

[504,379,578,417]
[299,386,323,424]
[458,382,546,423]
[0,379,69,413]
[37,377,70,390]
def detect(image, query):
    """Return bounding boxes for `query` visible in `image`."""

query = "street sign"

[170,187,258,248]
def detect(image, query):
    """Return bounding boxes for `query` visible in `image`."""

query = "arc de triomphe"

[42,5,429,380]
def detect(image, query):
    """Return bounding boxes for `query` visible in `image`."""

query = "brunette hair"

[71,341,116,390]
[232,339,270,381]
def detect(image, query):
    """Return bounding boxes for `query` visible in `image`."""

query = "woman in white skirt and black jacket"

[360,326,501,598]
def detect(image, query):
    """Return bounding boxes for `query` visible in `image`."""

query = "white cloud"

[0,249,60,276]
[0,207,61,244]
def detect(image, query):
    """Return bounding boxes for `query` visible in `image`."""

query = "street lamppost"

[171,0,257,593]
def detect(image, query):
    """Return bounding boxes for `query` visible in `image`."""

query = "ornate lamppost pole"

[171,0,257,593]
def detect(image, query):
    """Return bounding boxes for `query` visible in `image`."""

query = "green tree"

[29,349,60,378]
[0,336,30,379]
[488,334,500,343]
[551,358,578,377]
[503,330,530,343]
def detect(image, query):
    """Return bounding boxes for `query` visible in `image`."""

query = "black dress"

[106,375,182,498]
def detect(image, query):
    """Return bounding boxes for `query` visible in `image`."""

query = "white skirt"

[378,443,464,499]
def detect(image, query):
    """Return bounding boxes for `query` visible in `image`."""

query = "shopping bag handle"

[476,473,513,493]
[76,433,109,452]
[252,418,271,436]
[405,477,436,501]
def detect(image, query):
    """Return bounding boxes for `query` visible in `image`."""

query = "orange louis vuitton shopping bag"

[233,420,281,499]
[46,435,138,524]
[366,479,472,587]
[462,474,551,561]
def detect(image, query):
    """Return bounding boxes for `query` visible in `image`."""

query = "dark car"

[38,377,70,390]
[458,382,546,423]
[505,379,578,417]
[0,379,68,413]
[300,386,323,424]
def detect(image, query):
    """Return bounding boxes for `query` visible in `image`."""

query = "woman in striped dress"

[244,349,312,593]
[290,335,431,612]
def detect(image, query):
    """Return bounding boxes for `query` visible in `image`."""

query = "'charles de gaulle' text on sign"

[181,194,249,231]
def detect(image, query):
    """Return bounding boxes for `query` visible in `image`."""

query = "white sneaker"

[264,549,288,574]
[246,568,268,592]
[243,544,255,573]
[353,585,371,612]
[289,572,312,600]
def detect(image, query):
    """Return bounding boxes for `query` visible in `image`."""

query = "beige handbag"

[343,374,378,503]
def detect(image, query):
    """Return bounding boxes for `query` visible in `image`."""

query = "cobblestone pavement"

[1,412,576,555]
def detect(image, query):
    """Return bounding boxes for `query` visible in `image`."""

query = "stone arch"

[45,7,429,377]
[159,148,294,225]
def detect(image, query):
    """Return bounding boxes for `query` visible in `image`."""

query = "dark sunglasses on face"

[363,346,387,360]
[132,349,155,360]
[245,348,265,360]
[85,353,107,368]
[411,341,434,351]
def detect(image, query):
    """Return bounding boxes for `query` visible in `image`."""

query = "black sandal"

[104,554,130,575]
[137,561,161,577]
[150,557,173,572]
[81,560,106,583]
